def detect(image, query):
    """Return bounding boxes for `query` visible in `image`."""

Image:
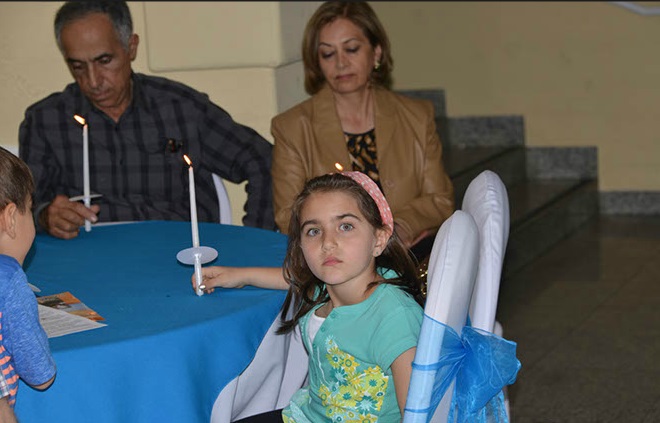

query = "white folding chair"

[462,170,512,418]
[404,208,520,423]
[211,289,309,422]
[211,314,308,422]
[212,173,233,225]
[462,170,509,334]
[404,210,480,423]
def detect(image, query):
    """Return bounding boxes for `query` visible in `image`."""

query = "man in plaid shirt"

[19,1,275,240]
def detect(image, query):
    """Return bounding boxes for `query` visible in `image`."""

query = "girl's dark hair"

[0,147,34,213]
[302,1,393,95]
[277,173,423,334]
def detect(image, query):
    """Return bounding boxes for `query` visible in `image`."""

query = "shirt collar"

[130,72,150,113]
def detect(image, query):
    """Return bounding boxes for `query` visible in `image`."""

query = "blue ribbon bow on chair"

[404,315,522,423]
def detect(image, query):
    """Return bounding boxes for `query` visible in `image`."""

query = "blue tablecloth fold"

[16,221,288,423]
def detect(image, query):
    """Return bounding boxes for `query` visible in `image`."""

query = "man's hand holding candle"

[39,194,100,239]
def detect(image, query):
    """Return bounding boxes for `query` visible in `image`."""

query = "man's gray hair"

[54,1,133,51]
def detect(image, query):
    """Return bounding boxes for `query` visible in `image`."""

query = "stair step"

[443,144,599,277]
[403,87,600,279]
[507,178,595,225]
[445,145,526,207]
[504,179,599,277]
[397,89,447,118]
[445,115,525,148]
[445,146,517,177]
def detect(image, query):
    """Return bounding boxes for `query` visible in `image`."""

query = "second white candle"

[184,155,200,248]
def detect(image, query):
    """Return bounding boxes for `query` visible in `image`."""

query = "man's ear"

[0,203,18,239]
[128,33,139,61]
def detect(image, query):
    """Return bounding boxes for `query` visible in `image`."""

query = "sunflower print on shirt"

[318,336,389,422]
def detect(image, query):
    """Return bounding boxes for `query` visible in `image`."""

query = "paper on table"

[37,305,106,338]
[37,292,104,321]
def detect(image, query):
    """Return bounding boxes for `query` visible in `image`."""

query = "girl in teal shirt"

[279,171,424,422]
[200,171,424,422]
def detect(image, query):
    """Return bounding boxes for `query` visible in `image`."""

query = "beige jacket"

[271,85,454,240]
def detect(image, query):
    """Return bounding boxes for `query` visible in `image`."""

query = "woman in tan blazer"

[195,1,455,301]
[271,1,454,252]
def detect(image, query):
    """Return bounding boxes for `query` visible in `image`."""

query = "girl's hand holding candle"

[176,155,218,297]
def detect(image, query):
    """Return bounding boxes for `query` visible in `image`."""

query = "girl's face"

[299,191,388,292]
[317,17,381,96]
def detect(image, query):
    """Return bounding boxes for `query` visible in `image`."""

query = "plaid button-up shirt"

[19,73,275,229]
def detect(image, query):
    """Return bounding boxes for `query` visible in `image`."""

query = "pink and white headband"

[341,171,394,231]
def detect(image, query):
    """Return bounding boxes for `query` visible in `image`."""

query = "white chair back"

[404,210,480,423]
[462,170,509,333]
[212,173,233,225]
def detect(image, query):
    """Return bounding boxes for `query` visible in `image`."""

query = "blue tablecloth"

[15,221,288,423]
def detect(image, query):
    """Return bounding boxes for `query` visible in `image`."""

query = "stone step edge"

[509,179,598,230]
[503,181,599,277]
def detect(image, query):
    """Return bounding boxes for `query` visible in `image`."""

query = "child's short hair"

[0,147,34,213]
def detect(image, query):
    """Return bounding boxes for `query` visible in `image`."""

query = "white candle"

[82,122,91,232]
[74,115,91,232]
[183,155,200,248]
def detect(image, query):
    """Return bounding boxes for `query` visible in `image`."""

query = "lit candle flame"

[183,154,192,166]
[334,162,343,171]
[73,115,86,125]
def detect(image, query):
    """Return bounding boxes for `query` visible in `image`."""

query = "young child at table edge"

[199,172,424,422]
[0,147,56,419]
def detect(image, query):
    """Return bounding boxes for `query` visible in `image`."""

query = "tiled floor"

[497,216,660,423]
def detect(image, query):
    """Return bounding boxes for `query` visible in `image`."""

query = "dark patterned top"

[19,72,275,230]
[345,128,383,192]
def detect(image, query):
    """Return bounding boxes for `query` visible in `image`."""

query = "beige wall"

[372,1,660,192]
[2,2,657,223]
[0,1,319,224]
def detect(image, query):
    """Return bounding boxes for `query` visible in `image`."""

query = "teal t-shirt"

[283,283,423,423]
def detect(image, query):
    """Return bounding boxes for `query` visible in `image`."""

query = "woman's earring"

[374,61,381,71]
